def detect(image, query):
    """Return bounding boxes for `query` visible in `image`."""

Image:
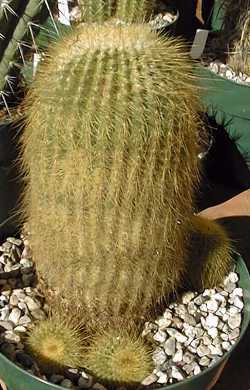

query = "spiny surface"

[115,0,155,23]
[186,215,233,290]
[22,24,202,327]
[27,314,85,373]
[85,329,152,386]
[79,0,114,22]
[79,0,155,23]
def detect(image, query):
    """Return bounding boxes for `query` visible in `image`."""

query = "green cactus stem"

[0,0,56,109]
[79,0,114,22]
[22,24,202,327]
[186,215,233,290]
[115,0,156,23]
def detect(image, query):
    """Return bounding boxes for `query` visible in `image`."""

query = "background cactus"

[79,0,156,23]
[0,0,56,113]
[85,329,152,386]
[115,0,156,23]
[213,0,250,74]
[186,215,233,290]
[27,312,85,374]
[78,0,114,22]
[22,23,202,328]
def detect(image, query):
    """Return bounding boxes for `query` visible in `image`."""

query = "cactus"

[27,313,85,373]
[79,0,156,23]
[22,24,202,327]
[0,0,56,113]
[85,328,152,386]
[79,0,114,22]
[186,215,233,290]
[115,0,156,23]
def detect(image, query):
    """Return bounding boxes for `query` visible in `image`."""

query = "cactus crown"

[27,313,85,373]
[22,23,202,327]
[85,328,152,386]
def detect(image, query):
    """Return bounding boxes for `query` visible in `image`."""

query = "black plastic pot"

[0,120,23,242]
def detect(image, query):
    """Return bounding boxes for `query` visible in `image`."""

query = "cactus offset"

[186,215,233,290]
[85,329,152,386]
[22,24,202,327]
[27,313,85,373]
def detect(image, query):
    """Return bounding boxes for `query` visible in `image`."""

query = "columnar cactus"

[79,0,114,22]
[0,0,56,111]
[22,24,202,327]
[115,0,156,23]
[79,0,156,23]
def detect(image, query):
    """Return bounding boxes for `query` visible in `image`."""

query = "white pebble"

[156,371,168,384]
[8,308,21,325]
[171,366,184,381]
[152,348,166,366]
[156,317,172,330]
[153,330,167,343]
[208,327,218,339]
[206,299,219,312]
[166,328,188,343]
[233,296,244,310]
[228,313,241,330]
[164,337,176,356]
[182,292,196,304]
[141,374,157,386]
[173,349,183,363]
[204,313,219,329]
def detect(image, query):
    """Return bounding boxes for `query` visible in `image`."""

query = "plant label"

[58,0,70,26]
[190,29,209,59]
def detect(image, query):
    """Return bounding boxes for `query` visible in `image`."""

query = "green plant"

[79,0,156,23]
[186,215,233,290]
[0,0,56,113]
[79,0,114,22]
[115,0,156,23]
[228,10,250,75]
[27,313,85,373]
[85,328,152,386]
[213,0,250,74]
[22,23,202,327]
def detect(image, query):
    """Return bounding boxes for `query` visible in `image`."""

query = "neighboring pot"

[150,9,180,36]
[0,120,23,242]
[0,254,249,390]
[198,66,250,170]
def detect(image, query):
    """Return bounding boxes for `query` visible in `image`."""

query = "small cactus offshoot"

[186,215,233,290]
[27,314,85,373]
[85,329,152,386]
